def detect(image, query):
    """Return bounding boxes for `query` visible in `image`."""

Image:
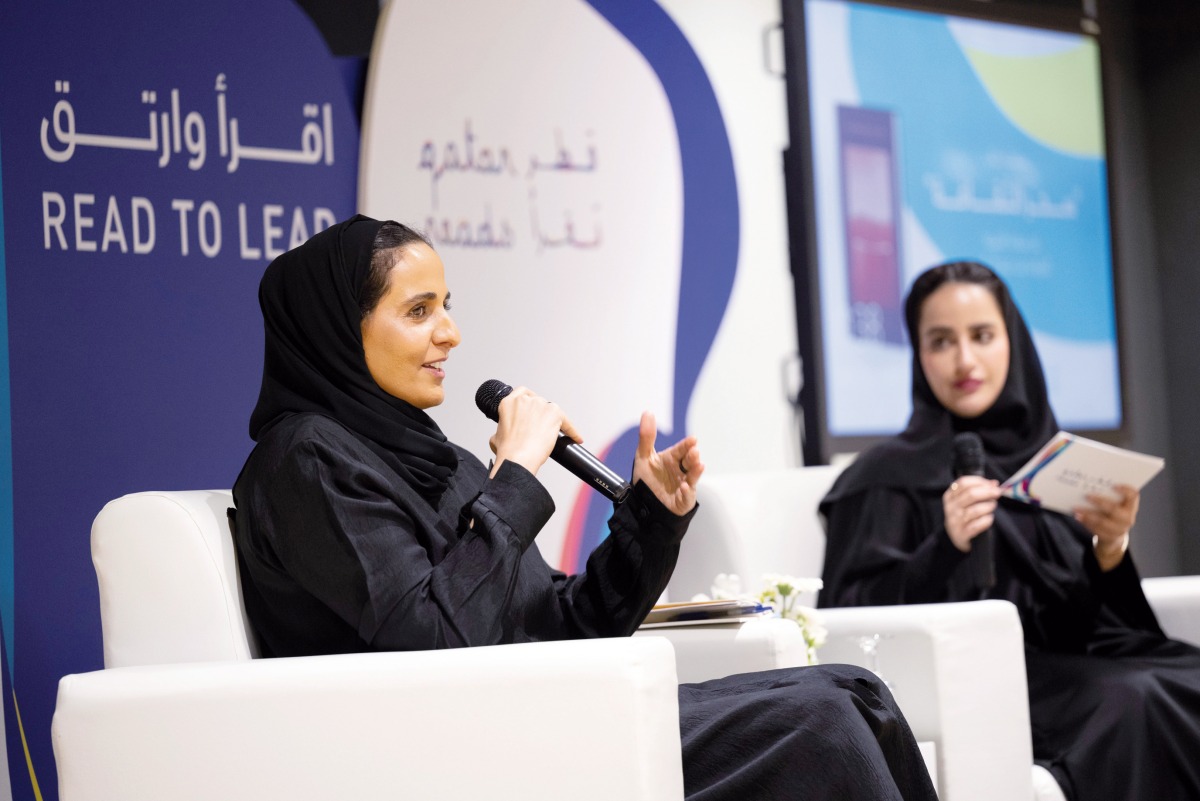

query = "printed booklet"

[640,599,774,628]
[1000,431,1164,516]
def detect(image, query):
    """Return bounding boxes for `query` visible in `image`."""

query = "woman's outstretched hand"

[942,475,1002,553]
[1076,484,1138,572]
[632,411,703,516]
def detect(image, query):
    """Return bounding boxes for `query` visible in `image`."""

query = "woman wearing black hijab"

[820,261,1200,800]
[233,214,938,801]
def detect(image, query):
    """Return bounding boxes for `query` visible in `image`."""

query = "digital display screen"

[803,0,1120,441]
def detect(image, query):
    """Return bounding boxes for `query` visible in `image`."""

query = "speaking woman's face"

[917,282,1010,419]
[360,243,461,409]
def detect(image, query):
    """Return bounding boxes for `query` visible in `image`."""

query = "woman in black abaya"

[232,215,937,801]
[819,260,1200,801]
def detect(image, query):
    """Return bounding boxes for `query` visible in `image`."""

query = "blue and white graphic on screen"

[849,6,1114,343]
[806,0,1120,436]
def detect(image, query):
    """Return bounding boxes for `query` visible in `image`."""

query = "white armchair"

[668,467,1025,801]
[668,465,1200,801]
[54,491,686,801]
[59,489,859,801]
[1141,574,1200,647]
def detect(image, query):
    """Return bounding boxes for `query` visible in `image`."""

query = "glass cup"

[856,633,894,691]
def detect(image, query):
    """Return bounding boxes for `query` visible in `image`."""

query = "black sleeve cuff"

[474,460,555,550]
[611,480,696,546]
[1091,546,1139,588]
[932,526,972,566]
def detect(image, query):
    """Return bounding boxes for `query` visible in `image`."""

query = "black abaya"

[681,665,935,801]
[232,216,939,801]
[235,413,937,801]
[820,262,1200,800]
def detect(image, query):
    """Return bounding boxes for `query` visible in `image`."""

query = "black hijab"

[823,261,1060,502]
[249,214,457,501]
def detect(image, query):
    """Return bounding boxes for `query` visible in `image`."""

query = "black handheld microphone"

[953,431,996,592]
[475,379,632,503]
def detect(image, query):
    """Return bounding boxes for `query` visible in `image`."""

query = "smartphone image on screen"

[837,105,904,344]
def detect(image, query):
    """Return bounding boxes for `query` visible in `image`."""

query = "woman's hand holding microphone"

[942,476,1002,553]
[488,386,580,478]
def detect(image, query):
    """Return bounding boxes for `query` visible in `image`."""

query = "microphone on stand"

[953,431,996,593]
[475,379,632,503]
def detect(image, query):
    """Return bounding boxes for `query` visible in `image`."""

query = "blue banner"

[0,1,359,795]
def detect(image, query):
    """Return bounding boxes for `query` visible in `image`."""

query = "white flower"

[700,573,827,664]
[761,573,823,597]
[753,573,826,665]
[792,605,828,648]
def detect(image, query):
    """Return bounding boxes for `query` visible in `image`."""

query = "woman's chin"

[389,386,445,410]
[948,398,992,419]
[415,391,445,410]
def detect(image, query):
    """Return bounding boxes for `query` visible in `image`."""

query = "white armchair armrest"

[53,637,684,801]
[1143,575,1200,647]
[818,600,1032,801]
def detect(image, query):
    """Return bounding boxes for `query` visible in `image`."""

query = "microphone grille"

[475,379,513,422]
[952,431,985,477]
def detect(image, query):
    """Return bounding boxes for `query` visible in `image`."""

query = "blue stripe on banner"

[566,0,739,566]
[585,0,739,430]
[0,131,14,676]
[0,138,23,797]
